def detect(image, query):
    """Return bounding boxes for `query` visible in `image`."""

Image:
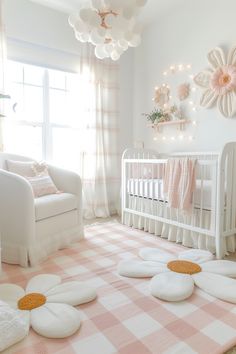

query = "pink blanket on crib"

[163,158,196,211]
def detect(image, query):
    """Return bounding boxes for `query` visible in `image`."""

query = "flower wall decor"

[194,46,236,118]
[177,83,190,101]
[153,86,170,106]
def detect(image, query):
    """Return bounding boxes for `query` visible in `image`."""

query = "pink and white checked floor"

[1,222,236,354]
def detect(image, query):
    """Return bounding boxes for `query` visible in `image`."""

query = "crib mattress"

[127,179,213,210]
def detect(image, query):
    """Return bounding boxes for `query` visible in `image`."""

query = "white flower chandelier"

[68,0,148,61]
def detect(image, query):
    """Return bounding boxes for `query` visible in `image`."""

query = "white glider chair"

[0,153,84,267]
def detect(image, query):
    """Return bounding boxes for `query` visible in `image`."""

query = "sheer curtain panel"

[79,45,120,219]
[0,0,7,150]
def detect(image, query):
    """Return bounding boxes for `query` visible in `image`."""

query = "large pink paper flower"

[194,47,236,117]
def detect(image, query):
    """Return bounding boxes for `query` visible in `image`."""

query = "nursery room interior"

[1,0,236,353]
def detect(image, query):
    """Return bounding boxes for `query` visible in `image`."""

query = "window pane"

[49,70,66,89]
[24,64,44,86]
[49,77,87,128]
[51,127,82,172]
[7,61,23,83]
[49,89,67,125]
[66,73,80,91]
[24,86,43,122]
[3,123,42,160]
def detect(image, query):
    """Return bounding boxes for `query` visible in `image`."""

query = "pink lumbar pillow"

[26,171,60,198]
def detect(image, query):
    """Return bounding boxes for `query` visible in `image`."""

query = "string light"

[150,62,198,143]
[161,63,192,76]
[153,135,195,142]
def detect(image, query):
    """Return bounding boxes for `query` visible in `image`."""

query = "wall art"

[194,46,236,118]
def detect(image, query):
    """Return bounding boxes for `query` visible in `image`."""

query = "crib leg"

[215,233,224,259]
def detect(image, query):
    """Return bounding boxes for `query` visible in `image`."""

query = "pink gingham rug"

[1,222,236,354]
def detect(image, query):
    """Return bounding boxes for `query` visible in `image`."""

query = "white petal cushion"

[139,248,175,263]
[34,193,77,221]
[193,272,236,303]
[178,249,214,263]
[0,284,25,309]
[26,274,61,294]
[31,303,81,338]
[0,301,29,352]
[202,260,236,278]
[118,260,169,278]
[150,272,194,302]
[46,281,97,306]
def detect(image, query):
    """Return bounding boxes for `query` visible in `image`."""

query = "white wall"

[133,0,236,154]
[3,0,134,153]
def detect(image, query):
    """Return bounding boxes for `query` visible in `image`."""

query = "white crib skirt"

[124,196,236,255]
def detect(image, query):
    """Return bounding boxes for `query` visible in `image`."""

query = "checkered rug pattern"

[1,222,236,354]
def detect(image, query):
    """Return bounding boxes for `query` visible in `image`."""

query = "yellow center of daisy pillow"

[18,293,46,310]
[167,260,201,275]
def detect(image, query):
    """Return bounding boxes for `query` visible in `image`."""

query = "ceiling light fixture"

[68,0,148,61]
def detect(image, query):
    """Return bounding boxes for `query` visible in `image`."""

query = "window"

[4,61,89,171]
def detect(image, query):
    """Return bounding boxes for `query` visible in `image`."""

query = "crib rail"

[122,157,218,238]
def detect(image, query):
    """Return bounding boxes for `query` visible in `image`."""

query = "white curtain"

[78,45,120,219]
[0,0,7,151]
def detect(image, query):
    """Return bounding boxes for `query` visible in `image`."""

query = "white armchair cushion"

[6,160,35,177]
[35,193,77,221]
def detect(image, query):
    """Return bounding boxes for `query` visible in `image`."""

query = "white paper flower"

[118,248,236,302]
[0,274,96,338]
[194,46,236,117]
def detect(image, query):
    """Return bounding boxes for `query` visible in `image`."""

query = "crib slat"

[232,148,236,231]
[210,160,217,233]
[226,152,233,233]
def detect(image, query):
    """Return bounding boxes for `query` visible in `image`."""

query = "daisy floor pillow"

[0,274,97,339]
[0,300,28,352]
[118,248,236,303]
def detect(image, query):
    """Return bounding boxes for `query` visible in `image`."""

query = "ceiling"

[29,0,181,26]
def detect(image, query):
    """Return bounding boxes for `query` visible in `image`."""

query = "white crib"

[121,142,236,259]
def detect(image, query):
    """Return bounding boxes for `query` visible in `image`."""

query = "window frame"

[5,60,82,162]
